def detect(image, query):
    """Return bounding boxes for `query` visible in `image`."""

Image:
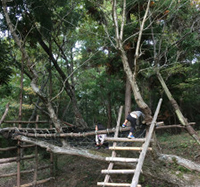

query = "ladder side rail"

[131,98,163,187]
[103,106,123,184]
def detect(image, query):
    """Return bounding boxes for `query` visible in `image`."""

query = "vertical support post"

[33,144,38,187]
[17,140,21,187]
[33,116,39,186]
[50,121,54,187]
[50,153,54,187]
[17,51,24,187]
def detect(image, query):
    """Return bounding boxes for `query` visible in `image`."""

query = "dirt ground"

[0,130,200,187]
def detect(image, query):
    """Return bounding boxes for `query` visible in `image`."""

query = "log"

[158,153,200,172]
[0,146,17,151]
[156,122,195,130]
[13,177,54,187]
[0,155,35,164]
[1,126,131,138]
[0,103,9,125]
[3,120,49,124]
[0,144,34,151]
[0,165,50,178]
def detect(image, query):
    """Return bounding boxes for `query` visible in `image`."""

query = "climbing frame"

[97,99,162,187]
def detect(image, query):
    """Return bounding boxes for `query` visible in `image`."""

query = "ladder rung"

[106,157,138,162]
[101,169,135,174]
[97,182,131,186]
[105,137,147,142]
[97,182,141,187]
[109,146,152,151]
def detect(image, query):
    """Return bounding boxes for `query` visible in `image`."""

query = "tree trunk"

[157,72,200,145]
[125,77,131,117]
[2,0,62,132]
[112,0,152,124]
[35,29,87,129]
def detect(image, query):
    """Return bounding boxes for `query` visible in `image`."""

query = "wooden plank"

[106,157,138,162]
[102,169,135,174]
[97,182,141,187]
[104,137,147,142]
[131,98,163,187]
[109,146,152,151]
[97,182,131,186]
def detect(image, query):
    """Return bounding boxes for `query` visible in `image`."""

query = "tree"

[0,39,12,86]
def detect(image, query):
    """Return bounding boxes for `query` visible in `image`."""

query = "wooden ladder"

[97,99,162,187]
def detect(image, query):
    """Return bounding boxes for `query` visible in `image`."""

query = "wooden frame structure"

[0,118,54,187]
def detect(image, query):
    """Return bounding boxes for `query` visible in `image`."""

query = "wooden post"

[17,140,21,187]
[33,116,39,187]
[103,106,123,184]
[131,98,163,187]
[50,122,54,187]
[50,153,54,187]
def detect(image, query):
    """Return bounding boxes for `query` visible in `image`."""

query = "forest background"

[0,0,200,186]
[0,0,200,130]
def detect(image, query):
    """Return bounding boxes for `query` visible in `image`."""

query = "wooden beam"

[0,103,9,125]
[109,146,152,151]
[131,98,163,187]
[0,165,50,178]
[97,182,141,187]
[13,177,54,187]
[0,155,35,164]
[97,182,131,186]
[3,120,49,124]
[106,157,139,162]
[104,137,147,142]
[102,169,135,174]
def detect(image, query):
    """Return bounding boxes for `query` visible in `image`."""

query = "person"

[95,123,108,149]
[122,109,145,138]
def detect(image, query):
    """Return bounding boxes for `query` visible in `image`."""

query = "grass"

[0,130,199,187]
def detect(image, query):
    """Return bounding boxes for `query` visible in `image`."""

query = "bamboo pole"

[106,157,139,162]
[0,103,9,125]
[97,182,141,187]
[0,165,50,178]
[105,137,147,142]
[3,120,49,124]
[9,126,131,138]
[109,146,152,151]
[13,177,54,187]
[131,98,162,187]
[33,115,39,187]
[0,155,35,164]
[17,140,20,187]
[102,169,135,174]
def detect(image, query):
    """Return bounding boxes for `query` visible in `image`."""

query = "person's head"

[97,122,105,130]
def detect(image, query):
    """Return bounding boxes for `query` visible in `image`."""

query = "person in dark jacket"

[122,110,145,138]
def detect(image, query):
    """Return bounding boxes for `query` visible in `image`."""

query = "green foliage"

[0,39,13,85]
[0,0,200,130]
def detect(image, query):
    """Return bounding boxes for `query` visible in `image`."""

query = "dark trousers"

[127,114,137,133]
